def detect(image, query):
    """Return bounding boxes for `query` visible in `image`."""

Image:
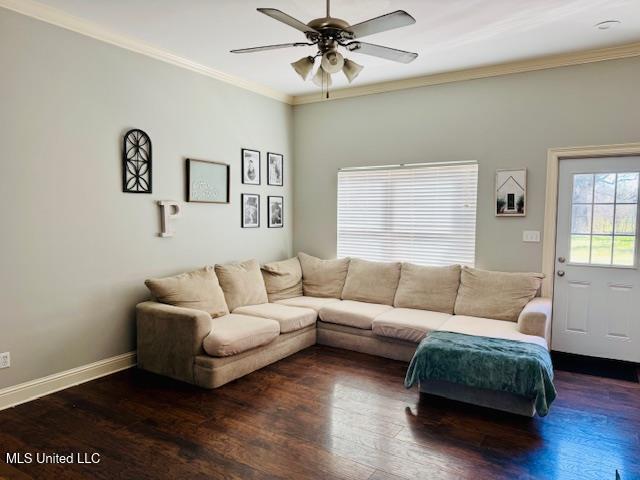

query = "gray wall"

[293,57,640,272]
[0,9,293,389]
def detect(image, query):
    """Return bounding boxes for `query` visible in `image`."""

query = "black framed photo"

[186,159,230,203]
[268,196,283,228]
[242,148,261,185]
[267,152,283,186]
[241,193,260,228]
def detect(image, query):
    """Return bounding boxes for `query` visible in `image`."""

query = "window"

[570,172,639,266]
[337,162,478,266]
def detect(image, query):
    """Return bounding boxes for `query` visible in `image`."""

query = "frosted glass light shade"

[291,56,315,80]
[342,58,364,83]
[312,66,332,87]
[321,51,344,74]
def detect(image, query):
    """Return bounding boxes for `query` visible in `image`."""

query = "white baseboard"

[0,351,136,411]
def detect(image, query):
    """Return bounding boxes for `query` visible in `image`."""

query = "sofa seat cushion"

[202,314,280,357]
[438,315,548,350]
[319,300,392,330]
[275,296,341,312]
[233,303,317,333]
[372,308,452,343]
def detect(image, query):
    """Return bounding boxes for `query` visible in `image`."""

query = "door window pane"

[592,204,614,234]
[590,236,613,265]
[572,174,593,203]
[569,172,638,267]
[570,235,591,263]
[594,173,616,203]
[571,204,592,234]
[615,204,637,235]
[613,236,636,266]
[616,173,639,203]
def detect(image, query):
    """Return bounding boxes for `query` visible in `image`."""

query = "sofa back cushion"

[145,266,229,318]
[341,258,401,306]
[298,252,349,298]
[261,257,303,302]
[215,259,268,311]
[394,263,461,314]
[454,266,543,322]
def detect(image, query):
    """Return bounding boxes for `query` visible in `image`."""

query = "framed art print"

[241,193,260,228]
[242,149,260,185]
[186,159,230,203]
[267,152,283,186]
[495,169,526,216]
[268,196,283,228]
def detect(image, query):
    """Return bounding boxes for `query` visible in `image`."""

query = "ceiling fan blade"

[257,8,319,35]
[230,42,312,54]
[346,42,418,63]
[346,11,416,39]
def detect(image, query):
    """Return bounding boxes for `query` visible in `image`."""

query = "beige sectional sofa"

[137,253,550,414]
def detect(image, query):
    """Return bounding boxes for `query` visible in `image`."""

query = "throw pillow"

[215,259,269,312]
[261,257,303,302]
[394,263,461,314]
[298,252,349,298]
[145,266,229,317]
[454,266,544,322]
[341,258,401,306]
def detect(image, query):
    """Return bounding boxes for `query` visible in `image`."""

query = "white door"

[553,157,640,362]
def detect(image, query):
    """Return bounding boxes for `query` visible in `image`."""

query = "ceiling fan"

[230,0,418,93]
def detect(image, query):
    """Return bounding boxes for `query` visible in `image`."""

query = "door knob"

[557,270,565,277]
[558,257,566,263]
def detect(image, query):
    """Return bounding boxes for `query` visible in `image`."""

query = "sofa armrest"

[136,301,213,384]
[517,297,552,344]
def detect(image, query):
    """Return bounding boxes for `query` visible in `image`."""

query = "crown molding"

[0,0,294,104]
[292,41,640,105]
[4,0,640,108]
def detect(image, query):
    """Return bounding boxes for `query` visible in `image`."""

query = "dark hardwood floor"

[1,345,639,480]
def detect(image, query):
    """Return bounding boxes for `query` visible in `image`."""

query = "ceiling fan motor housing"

[306,16,354,51]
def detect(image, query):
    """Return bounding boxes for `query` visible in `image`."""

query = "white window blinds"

[337,162,478,266]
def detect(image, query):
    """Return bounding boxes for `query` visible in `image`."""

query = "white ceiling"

[32,0,640,96]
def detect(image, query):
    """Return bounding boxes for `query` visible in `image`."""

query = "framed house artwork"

[186,159,230,203]
[241,193,260,228]
[495,169,527,216]
[267,152,284,186]
[268,196,283,228]
[242,149,261,185]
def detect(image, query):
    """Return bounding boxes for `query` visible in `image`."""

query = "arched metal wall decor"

[122,129,152,193]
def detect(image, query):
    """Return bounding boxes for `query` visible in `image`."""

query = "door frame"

[542,142,640,298]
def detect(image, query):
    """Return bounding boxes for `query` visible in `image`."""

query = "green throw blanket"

[405,331,557,416]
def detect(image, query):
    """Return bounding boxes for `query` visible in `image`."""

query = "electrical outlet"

[0,352,10,369]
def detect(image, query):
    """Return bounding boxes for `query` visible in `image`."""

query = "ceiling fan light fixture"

[321,51,344,74]
[342,58,364,83]
[291,56,315,80]
[312,66,332,88]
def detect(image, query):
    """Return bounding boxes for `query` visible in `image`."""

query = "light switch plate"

[523,230,541,243]
[0,352,9,369]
